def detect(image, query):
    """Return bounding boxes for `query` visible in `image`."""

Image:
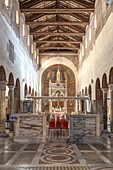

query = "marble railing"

[69,114,100,142]
[14,114,46,143]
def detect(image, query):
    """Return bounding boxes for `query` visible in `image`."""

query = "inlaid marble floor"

[0,137,113,170]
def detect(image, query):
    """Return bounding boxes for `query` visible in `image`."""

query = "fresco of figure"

[57,69,60,82]
[47,71,51,80]
[51,71,56,81]
[64,71,68,80]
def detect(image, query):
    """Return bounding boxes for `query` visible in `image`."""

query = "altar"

[49,69,67,114]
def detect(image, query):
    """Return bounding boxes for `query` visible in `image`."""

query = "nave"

[0,137,113,170]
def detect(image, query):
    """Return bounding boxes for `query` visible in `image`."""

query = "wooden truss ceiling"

[19,0,95,54]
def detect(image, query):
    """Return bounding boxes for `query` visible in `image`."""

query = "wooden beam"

[31,32,85,36]
[21,8,94,13]
[35,40,81,43]
[37,47,79,50]
[20,0,44,8]
[27,21,88,26]
[26,96,89,100]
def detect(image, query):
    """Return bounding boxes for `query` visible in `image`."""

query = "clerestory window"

[106,0,110,6]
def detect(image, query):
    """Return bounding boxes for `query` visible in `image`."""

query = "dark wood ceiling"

[19,0,95,54]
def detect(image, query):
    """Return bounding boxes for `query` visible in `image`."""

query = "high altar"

[49,69,67,116]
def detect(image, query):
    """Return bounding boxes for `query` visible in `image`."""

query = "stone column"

[109,84,113,132]
[64,100,67,113]
[102,88,108,130]
[0,81,6,133]
[49,100,52,113]
[96,114,100,137]
[9,85,15,114]
[43,115,46,142]
[77,99,80,114]
[76,93,79,114]
[87,97,92,113]
[14,88,20,113]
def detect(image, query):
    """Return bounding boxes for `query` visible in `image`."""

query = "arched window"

[94,14,97,31]
[31,44,34,54]
[27,35,30,46]
[89,27,91,41]
[106,0,110,6]
[16,10,19,25]
[22,24,25,37]
[5,0,9,8]
[85,37,87,49]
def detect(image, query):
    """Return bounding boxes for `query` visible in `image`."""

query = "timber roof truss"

[19,0,95,54]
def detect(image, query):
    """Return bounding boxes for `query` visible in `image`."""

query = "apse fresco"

[41,65,75,113]
[42,64,75,82]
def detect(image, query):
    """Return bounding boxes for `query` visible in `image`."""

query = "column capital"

[8,85,15,90]
[109,84,113,91]
[0,81,6,90]
[102,87,108,93]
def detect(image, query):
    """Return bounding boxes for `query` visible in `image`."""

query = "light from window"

[16,10,19,25]
[31,44,34,54]
[106,0,110,6]
[22,24,25,36]
[27,35,30,46]
[82,45,84,56]
[79,50,81,61]
[85,37,87,49]
[89,27,91,41]
[5,0,9,8]
[37,49,39,64]
[34,49,36,59]
[94,15,97,30]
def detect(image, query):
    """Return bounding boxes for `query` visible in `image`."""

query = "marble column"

[14,88,20,113]
[0,81,6,133]
[87,96,91,113]
[109,84,113,132]
[49,100,52,113]
[64,100,67,113]
[96,114,100,137]
[77,99,79,114]
[9,85,15,114]
[102,88,108,130]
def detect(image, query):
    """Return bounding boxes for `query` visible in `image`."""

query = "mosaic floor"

[0,137,113,170]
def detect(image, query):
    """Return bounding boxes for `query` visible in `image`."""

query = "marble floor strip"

[71,144,87,164]
[0,137,113,169]
[6,143,28,165]
[89,144,112,164]
[31,144,45,166]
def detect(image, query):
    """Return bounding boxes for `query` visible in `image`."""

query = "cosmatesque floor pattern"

[0,138,113,170]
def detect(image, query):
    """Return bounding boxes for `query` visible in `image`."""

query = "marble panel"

[19,115,43,137]
[69,115,99,142]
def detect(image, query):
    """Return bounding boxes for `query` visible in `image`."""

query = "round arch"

[29,86,31,94]
[32,88,34,96]
[24,84,27,97]
[39,57,77,95]
[82,89,84,96]
[0,66,6,81]
[15,78,20,88]
[88,84,92,99]
[14,78,20,113]
[95,78,103,100]
[85,87,87,96]
[8,72,14,86]
[35,91,37,96]
[109,67,113,84]
[102,73,108,88]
